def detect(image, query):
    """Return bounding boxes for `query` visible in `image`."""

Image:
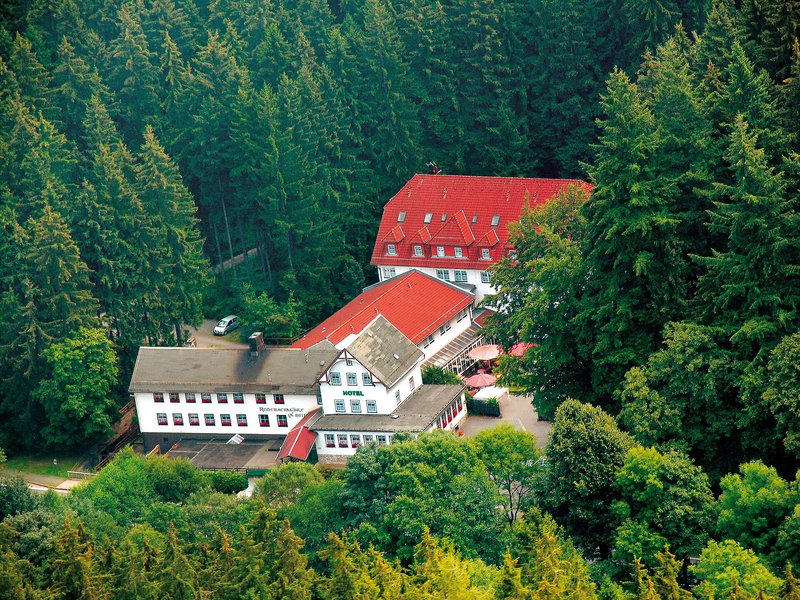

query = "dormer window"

[481,248,491,260]
[413,245,423,257]
[441,214,447,222]
[454,247,463,258]
[491,215,500,226]
[472,215,478,223]
[436,246,445,257]
[397,211,406,223]
[424,213,433,224]
[387,243,397,256]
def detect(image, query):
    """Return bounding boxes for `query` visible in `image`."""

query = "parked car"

[213,315,240,336]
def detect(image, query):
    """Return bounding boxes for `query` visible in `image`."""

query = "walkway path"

[0,466,87,494]
[461,392,551,448]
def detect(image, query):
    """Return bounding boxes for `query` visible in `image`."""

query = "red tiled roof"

[371,174,591,270]
[277,408,320,461]
[292,270,474,349]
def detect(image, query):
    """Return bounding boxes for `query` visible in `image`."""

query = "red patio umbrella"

[464,372,497,388]
[468,344,503,361]
[509,342,536,357]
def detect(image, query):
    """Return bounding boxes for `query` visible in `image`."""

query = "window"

[324,433,335,448]
[423,333,435,348]
[491,215,500,226]
[330,372,341,385]
[316,392,323,405]
[454,247,463,258]
[233,392,244,404]
[441,213,447,222]
[154,392,164,403]
[201,392,212,403]
[439,321,452,335]
[217,393,228,404]
[350,434,361,448]
[456,308,468,322]
[397,211,406,223]
[362,372,373,386]
[335,399,345,413]
[481,271,491,284]
[186,392,196,403]
[424,212,433,223]
[409,376,416,391]
[350,399,362,413]
[346,372,357,386]
[509,250,518,260]
[346,358,354,366]
[377,434,388,445]
[436,269,450,281]
[189,413,199,426]
[481,248,491,260]
[436,246,445,257]
[472,215,478,223]
[237,414,247,426]
[255,393,267,404]
[337,434,348,448]
[204,414,215,426]
[387,243,397,256]
[259,414,270,427]
[274,394,285,404]
[395,390,401,404]
[157,413,167,425]
[277,414,288,428]
[383,267,396,279]
[172,413,183,426]
[169,392,180,403]
[454,270,467,282]
[366,399,377,413]
[413,245,423,257]
[221,414,232,426]
[364,434,374,443]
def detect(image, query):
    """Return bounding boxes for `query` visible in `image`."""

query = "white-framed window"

[491,215,500,226]
[316,392,323,405]
[454,270,468,282]
[172,413,183,426]
[481,271,491,284]
[204,414,215,426]
[324,433,335,447]
[387,243,397,256]
[274,394,285,404]
[439,321,452,336]
[346,372,357,386]
[383,267,396,279]
[201,392,212,403]
[454,247,463,258]
[397,211,406,223]
[409,376,416,391]
[233,392,244,404]
[157,413,168,426]
[335,399,345,412]
[472,215,478,223]
[436,246,445,257]
[377,434,388,445]
[366,399,377,413]
[154,392,164,403]
[422,333,435,348]
[330,372,341,385]
[456,308,468,322]
[350,399,362,413]
[217,393,228,404]
[169,392,180,403]
[395,390,401,404]
[277,414,288,427]
[481,248,491,260]
[256,393,267,404]
[362,372,373,386]
[186,393,196,403]
[413,245,423,257]
[189,413,199,426]
[364,434,374,443]
[441,213,447,222]
[351,434,361,448]
[346,358,354,366]
[436,269,450,281]
[337,434,348,447]
[424,212,433,224]
[259,414,269,427]
[237,414,247,426]
[221,413,232,426]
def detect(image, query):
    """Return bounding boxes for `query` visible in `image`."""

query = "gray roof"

[129,342,338,394]
[312,384,464,432]
[347,316,424,387]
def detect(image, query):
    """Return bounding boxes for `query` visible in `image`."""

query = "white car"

[213,315,240,336]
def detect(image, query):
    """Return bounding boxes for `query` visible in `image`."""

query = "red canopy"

[509,342,536,357]
[468,344,503,361]
[465,373,497,388]
[277,408,320,462]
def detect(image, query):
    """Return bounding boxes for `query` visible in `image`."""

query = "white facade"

[418,305,473,358]
[134,390,320,440]
[378,264,496,303]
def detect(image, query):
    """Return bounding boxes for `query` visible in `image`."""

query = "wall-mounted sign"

[259,406,305,413]
[342,390,364,396]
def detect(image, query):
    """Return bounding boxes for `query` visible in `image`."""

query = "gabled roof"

[277,408,321,461]
[292,270,474,348]
[371,174,591,270]
[345,316,423,388]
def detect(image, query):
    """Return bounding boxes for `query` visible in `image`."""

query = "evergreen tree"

[50,518,110,599]
[154,524,197,599]
[7,32,54,121]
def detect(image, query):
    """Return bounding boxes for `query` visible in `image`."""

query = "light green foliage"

[612,446,714,567]
[0,476,37,522]
[144,455,210,504]
[691,539,783,598]
[421,365,463,386]
[758,333,800,459]
[32,327,119,449]
[256,461,325,508]
[239,284,301,339]
[538,399,634,558]
[716,461,797,558]
[205,471,248,495]
[469,424,542,526]
[282,476,347,566]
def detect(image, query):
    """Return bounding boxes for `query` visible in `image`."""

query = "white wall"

[419,307,473,359]
[378,265,496,302]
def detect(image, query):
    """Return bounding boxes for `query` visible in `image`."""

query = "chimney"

[248,332,266,358]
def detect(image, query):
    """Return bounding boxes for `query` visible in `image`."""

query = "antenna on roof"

[426,161,441,175]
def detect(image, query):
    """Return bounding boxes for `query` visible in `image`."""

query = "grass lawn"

[3,454,85,478]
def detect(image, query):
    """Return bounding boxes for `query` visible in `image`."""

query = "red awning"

[277,408,320,462]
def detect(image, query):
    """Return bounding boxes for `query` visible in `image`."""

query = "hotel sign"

[342,390,364,396]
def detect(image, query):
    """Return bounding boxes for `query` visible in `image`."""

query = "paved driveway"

[461,392,551,448]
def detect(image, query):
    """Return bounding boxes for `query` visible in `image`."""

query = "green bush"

[466,397,501,417]
[206,470,249,494]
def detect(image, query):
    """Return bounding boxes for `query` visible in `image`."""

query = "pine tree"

[7,32,55,121]
[154,524,197,599]
[50,518,111,599]
[495,551,532,600]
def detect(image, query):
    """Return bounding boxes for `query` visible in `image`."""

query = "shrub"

[206,470,249,494]
[467,397,501,417]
